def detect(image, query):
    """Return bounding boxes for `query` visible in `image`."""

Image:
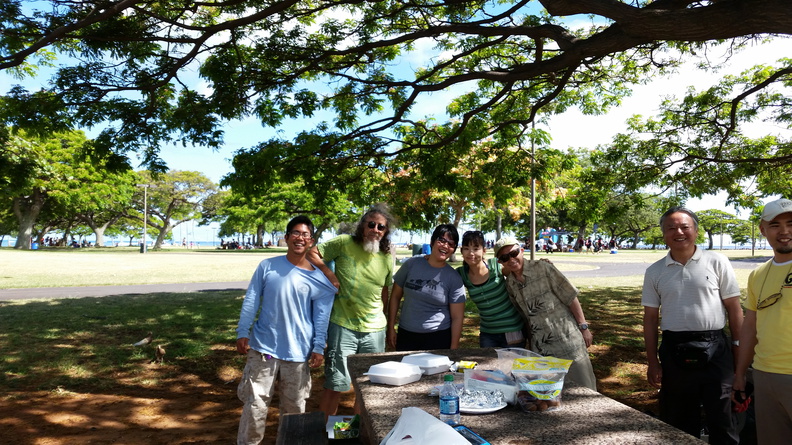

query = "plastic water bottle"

[439,374,461,425]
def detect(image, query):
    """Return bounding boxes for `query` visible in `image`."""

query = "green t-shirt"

[457,258,524,334]
[318,235,393,332]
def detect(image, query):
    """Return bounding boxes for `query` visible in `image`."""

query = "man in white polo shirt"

[643,206,743,444]
[734,198,792,445]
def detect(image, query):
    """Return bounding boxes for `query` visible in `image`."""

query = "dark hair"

[286,215,315,236]
[431,224,459,247]
[659,206,699,230]
[352,203,395,254]
[461,230,485,248]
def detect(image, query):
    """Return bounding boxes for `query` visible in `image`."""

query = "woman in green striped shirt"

[456,231,526,348]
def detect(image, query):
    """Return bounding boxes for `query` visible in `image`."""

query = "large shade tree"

[591,60,792,207]
[131,170,218,249]
[1,1,790,193]
[0,129,135,249]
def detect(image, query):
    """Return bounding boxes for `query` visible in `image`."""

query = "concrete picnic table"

[348,348,704,444]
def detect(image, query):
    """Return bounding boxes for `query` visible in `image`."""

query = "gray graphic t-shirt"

[394,256,465,333]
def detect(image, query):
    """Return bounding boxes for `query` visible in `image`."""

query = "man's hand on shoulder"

[307,246,341,290]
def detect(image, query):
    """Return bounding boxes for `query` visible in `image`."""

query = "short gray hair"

[659,206,699,230]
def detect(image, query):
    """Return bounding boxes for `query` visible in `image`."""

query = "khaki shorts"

[237,350,311,445]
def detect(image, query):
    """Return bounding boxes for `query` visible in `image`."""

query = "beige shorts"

[236,350,311,445]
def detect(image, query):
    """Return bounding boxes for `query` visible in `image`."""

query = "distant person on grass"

[235,215,336,445]
[734,198,792,445]
[307,204,396,419]
[643,206,742,444]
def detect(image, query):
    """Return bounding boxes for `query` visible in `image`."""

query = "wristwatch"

[732,340,740,346]
[578,323,589,331]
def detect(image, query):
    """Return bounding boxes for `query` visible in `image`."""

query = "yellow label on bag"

[512,356,573,372]
[457,360,478,369]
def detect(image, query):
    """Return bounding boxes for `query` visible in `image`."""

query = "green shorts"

[323,322,385,392]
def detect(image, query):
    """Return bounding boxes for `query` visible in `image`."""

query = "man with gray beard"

[308,204,396,419]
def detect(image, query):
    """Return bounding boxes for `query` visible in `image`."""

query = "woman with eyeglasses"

[387,224,466,351]
[456,231,526,348]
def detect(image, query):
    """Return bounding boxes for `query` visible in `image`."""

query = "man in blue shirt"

[235,215,337,445]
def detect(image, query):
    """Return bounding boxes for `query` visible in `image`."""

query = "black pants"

[659,330,738,445]
[395,326,452,351]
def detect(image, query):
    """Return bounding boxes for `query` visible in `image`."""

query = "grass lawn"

[0,246,765,443]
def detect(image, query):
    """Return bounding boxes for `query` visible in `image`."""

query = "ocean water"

[0,239,223,248]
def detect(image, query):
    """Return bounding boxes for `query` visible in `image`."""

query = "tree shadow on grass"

[578,285,659,414]
[0,290,257,444]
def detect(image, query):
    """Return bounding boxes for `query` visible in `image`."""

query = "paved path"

[0,281,248,301]
[0,256,768,301]
[560,255,765,278]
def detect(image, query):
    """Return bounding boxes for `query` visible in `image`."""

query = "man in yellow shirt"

[734,198,792,445]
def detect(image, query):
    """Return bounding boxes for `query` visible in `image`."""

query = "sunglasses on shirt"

[757,291,786,310]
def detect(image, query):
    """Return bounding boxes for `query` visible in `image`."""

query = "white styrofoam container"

[401,353,452,375]
[364,361,422,386]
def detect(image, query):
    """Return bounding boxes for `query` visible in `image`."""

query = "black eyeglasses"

[497,249,520,263]
[435,237,457,249]
[288,230,313,239]
[366,221,387,231]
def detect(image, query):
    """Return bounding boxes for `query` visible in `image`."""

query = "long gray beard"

[363,239,380,254]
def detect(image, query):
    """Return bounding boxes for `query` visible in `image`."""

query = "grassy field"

[0,245,766,288]
[0,246,766,444]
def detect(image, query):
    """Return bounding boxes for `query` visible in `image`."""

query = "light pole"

[529,121,536,260]
[136,184,149,253]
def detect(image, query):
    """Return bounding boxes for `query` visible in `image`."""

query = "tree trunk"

[12,190,46,250]
[496,212,503,241]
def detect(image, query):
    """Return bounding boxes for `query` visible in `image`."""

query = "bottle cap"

[444,374,454,382]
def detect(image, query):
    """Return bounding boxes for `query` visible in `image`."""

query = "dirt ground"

[0,350,359,445]
[0,310,658,445]
[0,349,657,445]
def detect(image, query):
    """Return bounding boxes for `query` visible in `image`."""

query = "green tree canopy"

[2,0,790,190]
[132,170,217,249]
[591,60,792,206]
[1,129,135,249]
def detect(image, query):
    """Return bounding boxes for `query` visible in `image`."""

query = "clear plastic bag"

[511,356,572,412]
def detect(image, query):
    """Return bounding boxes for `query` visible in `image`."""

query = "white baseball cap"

[761,198,792,221]
[494,236,520,254]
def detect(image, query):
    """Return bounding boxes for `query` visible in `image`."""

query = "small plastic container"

[401,353,453,375]
[495,347,541,374]
[364,361,423,386]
